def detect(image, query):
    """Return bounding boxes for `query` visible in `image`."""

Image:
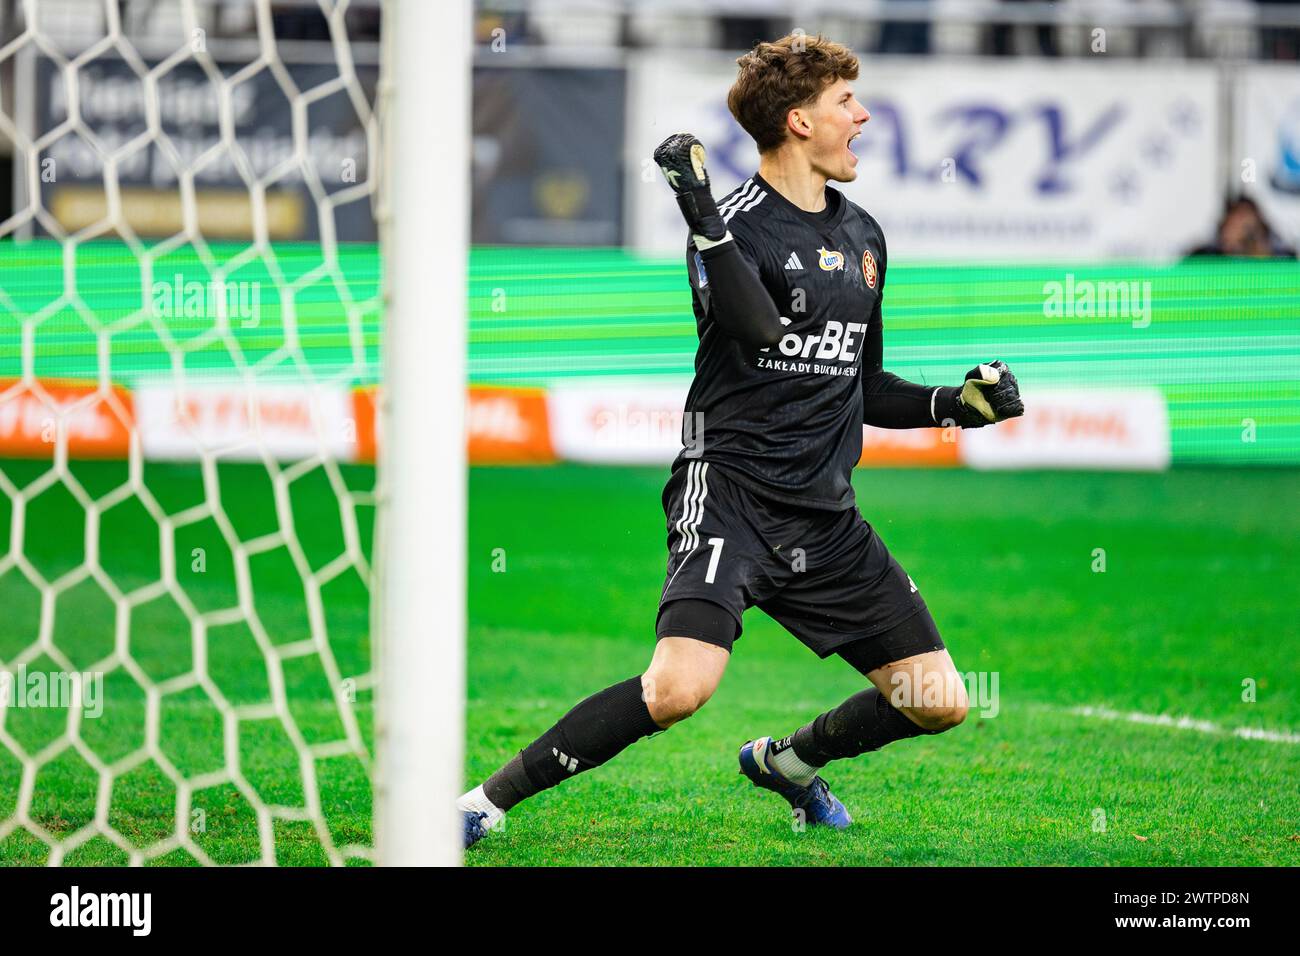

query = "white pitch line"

[1068,705,1300,745]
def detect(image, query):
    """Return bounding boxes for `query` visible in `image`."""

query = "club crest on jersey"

[862,249,878,288]
[817,247,845,271]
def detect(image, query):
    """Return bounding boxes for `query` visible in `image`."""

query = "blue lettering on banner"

[856,98,1129,195]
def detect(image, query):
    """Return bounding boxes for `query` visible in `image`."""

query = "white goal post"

[0,0,466,866]
[375,0,468,866]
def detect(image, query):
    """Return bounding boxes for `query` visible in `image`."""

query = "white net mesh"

[0,0,384,865]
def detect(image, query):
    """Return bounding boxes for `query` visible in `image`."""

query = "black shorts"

[655,460,940,665]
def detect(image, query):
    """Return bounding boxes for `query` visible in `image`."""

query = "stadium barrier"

[3,244,1295,468]
[0,379,1171,471]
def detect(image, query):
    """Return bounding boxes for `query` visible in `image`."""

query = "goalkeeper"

[459,33,1024,845]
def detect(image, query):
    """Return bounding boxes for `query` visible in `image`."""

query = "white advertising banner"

[959,389,1170,471]
[136,383,356,462]
[547,381,691,464]
[629,53,1221,262]
[1234,64,1300,251]
[547,381,1171,471]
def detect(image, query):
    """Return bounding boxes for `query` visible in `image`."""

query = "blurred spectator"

[718,14,791,51]
[1255,0,1300,59]
[271,3,331,41]
[475,9,533,47]
[877,1,932,54]
[269,3,380,42]
[877,18,932,54]
[985,0,1059,56]
[1185,195,1298,257]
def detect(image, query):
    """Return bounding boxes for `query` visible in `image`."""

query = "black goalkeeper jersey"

[676,172,892,512]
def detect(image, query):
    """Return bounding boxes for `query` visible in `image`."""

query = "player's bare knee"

[645,685,708,726]
[642,673,712,726]
[911,701,968,732]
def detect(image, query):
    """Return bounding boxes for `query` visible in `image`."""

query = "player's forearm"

[655,133,782,350]
[861,372,963,429]
[696,237,784,349]
[863,365,1026,430]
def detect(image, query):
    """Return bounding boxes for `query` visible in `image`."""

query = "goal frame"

[374,0,468,867]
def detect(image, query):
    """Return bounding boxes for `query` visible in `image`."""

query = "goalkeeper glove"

[933,360,1025,428]
[654,132,727,245]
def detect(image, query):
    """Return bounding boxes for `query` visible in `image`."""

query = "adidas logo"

[552,747,578,773]
[784,252,803,271]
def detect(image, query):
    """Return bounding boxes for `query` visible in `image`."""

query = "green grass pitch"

[464,464,1300,866]
[1,460,1297,865]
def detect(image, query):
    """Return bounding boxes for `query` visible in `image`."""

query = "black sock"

[787,687,936,768]
[482,676,662,812]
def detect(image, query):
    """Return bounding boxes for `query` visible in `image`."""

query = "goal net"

[0,0,463,865]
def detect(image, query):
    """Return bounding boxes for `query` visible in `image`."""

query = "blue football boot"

[463,809,491,849]
[739,736,852,829]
